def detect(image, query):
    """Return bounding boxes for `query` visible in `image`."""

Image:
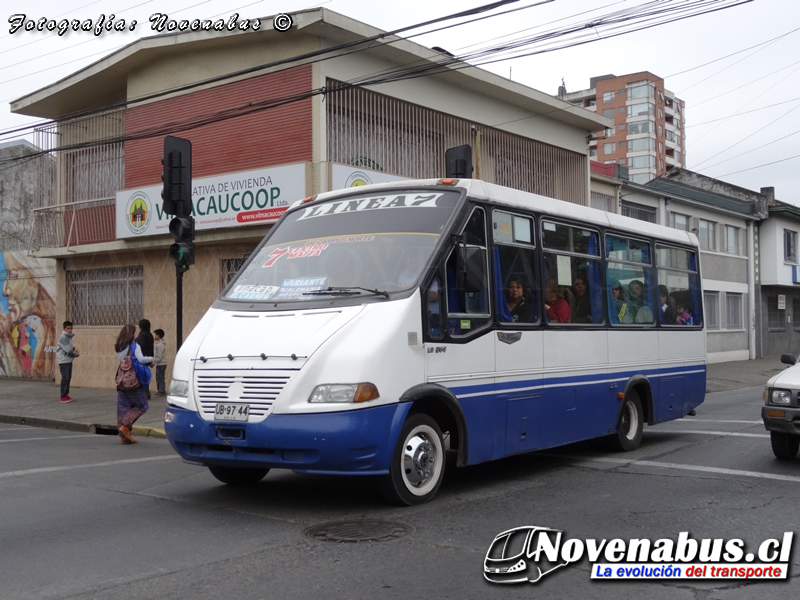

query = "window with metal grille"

[591,192,613,212]
[66,266,143,326]
[325,79,587,205]
[220,256,249,292]
[725,293,743,329]
[794,298,800,331]
[704,291,719,330]
[621,200,657,223]
[768,296,785,330]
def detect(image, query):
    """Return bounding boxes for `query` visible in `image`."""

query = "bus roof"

[302,178,699,248]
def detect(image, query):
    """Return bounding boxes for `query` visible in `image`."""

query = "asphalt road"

[1,385,797,600]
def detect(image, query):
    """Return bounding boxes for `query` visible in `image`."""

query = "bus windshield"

[223,189,462,302]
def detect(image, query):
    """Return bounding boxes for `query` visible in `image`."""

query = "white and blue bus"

[164,178,705,505]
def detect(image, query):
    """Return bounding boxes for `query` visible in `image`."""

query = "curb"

[0,414,167,438]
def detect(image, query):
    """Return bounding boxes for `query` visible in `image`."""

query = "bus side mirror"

[457,246,486,293]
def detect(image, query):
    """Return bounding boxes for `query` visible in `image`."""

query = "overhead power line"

[0,0,751,165]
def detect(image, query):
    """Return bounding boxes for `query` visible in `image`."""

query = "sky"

[1,0,798,202]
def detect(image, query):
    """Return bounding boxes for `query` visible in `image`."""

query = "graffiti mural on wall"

[0,252,57,379]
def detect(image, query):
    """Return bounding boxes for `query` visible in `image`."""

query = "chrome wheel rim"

[622,399,639,440]
[401,425,442,496]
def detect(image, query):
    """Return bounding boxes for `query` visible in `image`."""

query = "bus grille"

[194,370,296,419]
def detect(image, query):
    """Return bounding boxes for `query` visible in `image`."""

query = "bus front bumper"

[164,403,410,475]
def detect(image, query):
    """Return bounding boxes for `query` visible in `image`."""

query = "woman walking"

[114,324,153,444]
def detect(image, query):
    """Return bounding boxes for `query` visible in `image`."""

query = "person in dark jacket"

[135,319,154,399]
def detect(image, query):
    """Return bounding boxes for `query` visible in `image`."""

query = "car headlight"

[308,383,380,403]
[770,389,792,405]
[170,379,189,398]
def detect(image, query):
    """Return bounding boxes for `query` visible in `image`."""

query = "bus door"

[425,206,497,465]
[492,210,543,456]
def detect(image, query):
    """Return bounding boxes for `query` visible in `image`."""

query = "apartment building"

[562,72,686,184]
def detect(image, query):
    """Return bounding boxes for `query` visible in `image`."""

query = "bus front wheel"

[381,413,445,506]
[208,466,270,486]
[770,431,800,460]
[608,391,643,452]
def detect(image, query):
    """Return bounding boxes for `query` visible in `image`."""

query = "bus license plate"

[214,403,249,421]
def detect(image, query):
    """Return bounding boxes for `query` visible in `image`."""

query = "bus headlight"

[770,389,792,405]
[170,379,189,399]
[308,383,380,403]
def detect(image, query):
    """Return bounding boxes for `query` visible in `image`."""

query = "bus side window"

[427,278,443,339]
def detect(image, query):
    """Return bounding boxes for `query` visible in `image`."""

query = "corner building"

[12,8,607,388]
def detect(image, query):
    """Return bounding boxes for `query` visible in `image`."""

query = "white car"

[762,353,800,459]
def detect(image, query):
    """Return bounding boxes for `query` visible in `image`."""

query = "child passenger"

[675,303,694,326]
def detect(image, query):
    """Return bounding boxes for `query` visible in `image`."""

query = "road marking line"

[0,455,180,479]
[568,456,800,484]
[648,429,769,438]
[667,419,762,424]
[0,435,94,444]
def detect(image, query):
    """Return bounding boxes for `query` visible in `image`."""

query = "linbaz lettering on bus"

[296,193,443,220]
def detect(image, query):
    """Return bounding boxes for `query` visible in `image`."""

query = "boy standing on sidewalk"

[56,321,79,403]
[153,329,167,397]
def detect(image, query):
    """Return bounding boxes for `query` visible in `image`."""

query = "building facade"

[756,187,800,358]
[590,163,764,363]
[563,72,686,185]
[10,8,606,388]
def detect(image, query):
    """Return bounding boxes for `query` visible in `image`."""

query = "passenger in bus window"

[675,302,694,326]
[544,279,571,323]
[659,285,676,324]
[505,277,533,323]
[628,279,654,324]
[611,280,633,323]
[572,275,592,323]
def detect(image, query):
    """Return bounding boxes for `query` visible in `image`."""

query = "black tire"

[208,466,269,486]
[770,431,800,460]
[608,391,644,452]
[380,414,445,506]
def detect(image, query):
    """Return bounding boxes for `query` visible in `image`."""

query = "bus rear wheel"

[608,391,643,452]
[380,414,445,506]
[208,466,270,485]
[770,431,800,460]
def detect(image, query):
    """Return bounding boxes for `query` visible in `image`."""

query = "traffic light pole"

[175,264,189,351]
[161,135,193,351]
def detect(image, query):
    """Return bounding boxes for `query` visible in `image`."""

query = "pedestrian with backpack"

[114,324,153,444]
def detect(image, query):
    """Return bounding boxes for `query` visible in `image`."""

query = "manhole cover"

[304,520,413,543]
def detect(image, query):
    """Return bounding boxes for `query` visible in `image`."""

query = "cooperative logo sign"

[484,526,792,584]
[124,190,152,234]
[115,163,307,239]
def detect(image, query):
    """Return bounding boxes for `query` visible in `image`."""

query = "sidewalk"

[0,378,166,439]
[0,356,790,437]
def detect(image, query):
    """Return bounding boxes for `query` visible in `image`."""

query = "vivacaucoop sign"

[115,163,307,239]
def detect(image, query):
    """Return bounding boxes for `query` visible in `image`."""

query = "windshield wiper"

[303,286,389,299]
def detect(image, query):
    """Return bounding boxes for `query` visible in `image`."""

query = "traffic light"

[445,144,473,179]
[169,216,194,268]
[161,136,192,217]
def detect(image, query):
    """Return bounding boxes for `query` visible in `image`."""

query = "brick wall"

[124,65,313,188]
